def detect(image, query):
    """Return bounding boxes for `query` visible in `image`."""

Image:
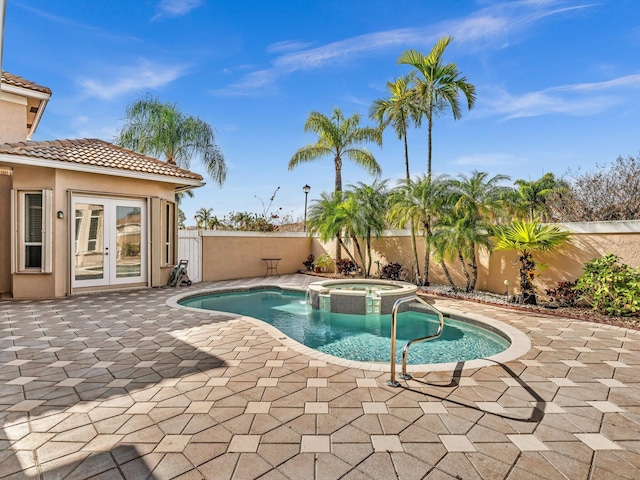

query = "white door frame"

[72,195,147,288]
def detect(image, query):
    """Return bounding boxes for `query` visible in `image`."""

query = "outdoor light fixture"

[504,279,510,297]
[302,184,311,232]
[57,211,64,219]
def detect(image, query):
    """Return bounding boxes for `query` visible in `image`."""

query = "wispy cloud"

[214,0,594,96]
[153,0,203,20]
[452,153,519,167]
[483,73,640,119]
[13,2,140,42]
[266,40,316,54]
[77,60,188,100]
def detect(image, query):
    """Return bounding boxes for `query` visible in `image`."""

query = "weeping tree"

[116,94,227,186]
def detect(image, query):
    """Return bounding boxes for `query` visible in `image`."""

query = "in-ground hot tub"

[307,279,417,315]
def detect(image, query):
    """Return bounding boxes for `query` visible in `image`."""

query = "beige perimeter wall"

[197,221,640,299]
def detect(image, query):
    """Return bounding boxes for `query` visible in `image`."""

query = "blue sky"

[3,0,640,225]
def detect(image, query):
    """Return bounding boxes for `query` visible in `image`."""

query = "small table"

[262,258,281,277]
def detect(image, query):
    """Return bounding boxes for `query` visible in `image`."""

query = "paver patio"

[1,274,639,479]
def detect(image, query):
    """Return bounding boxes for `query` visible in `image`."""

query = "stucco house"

[0,71,204,299]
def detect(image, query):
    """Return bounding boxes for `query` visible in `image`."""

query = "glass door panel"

[72,196,146,288]
[74,202,105,282]
[115,205,142,279]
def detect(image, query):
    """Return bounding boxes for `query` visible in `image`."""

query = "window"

[163,201,175,266]
[12,189,52,273]
[24,193,43,268]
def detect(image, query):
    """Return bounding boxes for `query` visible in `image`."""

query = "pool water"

[180,289,510,365]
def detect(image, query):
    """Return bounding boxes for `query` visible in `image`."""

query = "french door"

[72,196,146,287]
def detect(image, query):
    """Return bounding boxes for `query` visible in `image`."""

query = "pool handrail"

[387,294,445,388]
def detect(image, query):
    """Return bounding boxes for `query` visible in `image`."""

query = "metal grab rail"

[387,295,445,388]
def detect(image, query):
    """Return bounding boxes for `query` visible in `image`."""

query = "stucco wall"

[0,174,12,295]
[4,163,179,298]
[200,231,320,281]
[0,96,27,143]
[365,223,640,296]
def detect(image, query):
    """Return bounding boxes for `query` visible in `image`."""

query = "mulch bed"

[422,289,640,332]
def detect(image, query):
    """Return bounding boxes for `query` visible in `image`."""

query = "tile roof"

[0,138,204,181]
[1,71,52,95]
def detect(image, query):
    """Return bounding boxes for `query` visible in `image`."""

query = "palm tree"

[397,36,476,178]
[388,174,448,285]
[289,107,382,195]
[369,74,421,183]
[194,207,213,229]
[449,171,511,290]
[289,107,382,258]
[512,173,569,222]
[116,94,226,186]
[492,220,571,305]
[306,192,358,265]
[370,75,422,280]
[348,180,389,276]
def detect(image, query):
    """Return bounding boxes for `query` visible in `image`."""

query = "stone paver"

[1,274,640,479]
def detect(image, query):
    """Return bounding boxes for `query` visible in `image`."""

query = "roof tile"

[0,138,204,181]
[1,71,52,95]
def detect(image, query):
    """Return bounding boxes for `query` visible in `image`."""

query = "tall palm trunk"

[404,135,420,284]
[458,250,472,292]
[440,260,457,291]
[350,234,366,277]
[470,244,478,291]
[422,220,432,285]
[365,234,373,277]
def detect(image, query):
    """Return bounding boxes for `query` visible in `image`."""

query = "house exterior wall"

[0,174,13,295]
[0,94,28,143]
[2,163,179,298]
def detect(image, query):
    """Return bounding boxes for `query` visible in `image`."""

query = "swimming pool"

[178,288,511,365]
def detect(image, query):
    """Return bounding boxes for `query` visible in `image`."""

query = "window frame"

[12,189,53,273]
[161,200,175,266]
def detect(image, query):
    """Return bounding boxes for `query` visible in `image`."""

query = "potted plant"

[314,254,334,273]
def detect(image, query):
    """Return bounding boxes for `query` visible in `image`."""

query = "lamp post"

[302,184,311,232]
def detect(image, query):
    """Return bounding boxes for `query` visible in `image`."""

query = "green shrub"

[575,254,640,316]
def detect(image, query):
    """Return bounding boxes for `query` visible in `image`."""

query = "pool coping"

[166,284,532,374]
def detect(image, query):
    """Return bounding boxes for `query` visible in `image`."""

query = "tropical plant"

[387,174,449,285]
[370,74,422,280]
[449,171,511,290]
[510,172,568,222]
[313,254,334,273]
[544,280,581,307]
[116,94,226,185]
[369,74,421,183]
[492,220,571,305]
[348,180,388,276]
[335,258,357,276]
[306,192,359,266]
[289,107,382,258]
[397,36,476,178]
[575,254,640,316]
[380,262,405,281]
[194,207,214,229]
[289,107,382,194]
